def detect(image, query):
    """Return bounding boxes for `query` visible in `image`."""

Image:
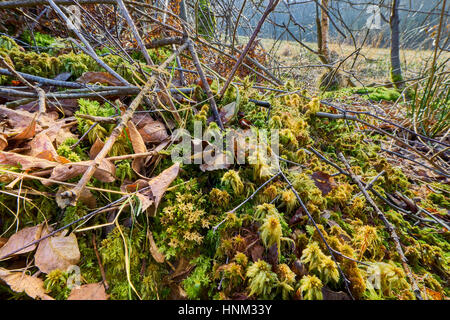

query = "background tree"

[390,0,403,88]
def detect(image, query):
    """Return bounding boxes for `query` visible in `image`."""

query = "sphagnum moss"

[0,30,448,301]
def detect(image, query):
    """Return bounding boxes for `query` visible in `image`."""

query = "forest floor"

[0,8,448,301]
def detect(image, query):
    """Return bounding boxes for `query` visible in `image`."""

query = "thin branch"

[337,151,423,300]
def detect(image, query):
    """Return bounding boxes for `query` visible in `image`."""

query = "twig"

[354,170,385,198]
[187,39,224,130]
[219,0,280,99]
[116,0,153,66]
[0,68,85,88]
[0,56,46,117]
[212,172,281,232]
[0,186,151,261]
[337,151,423,300]
[308,147,446,228]
[92,233,109,290]
[277,168,355,299]
[59,42,189,206]
[315,112,448,175]
[47,0,128,85]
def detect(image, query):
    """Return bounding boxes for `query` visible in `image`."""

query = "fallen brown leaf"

[67,282,109,300]
[0,237,7,248]
[77,71,123,86]
[199,151,231,172]
[45,159,116,185]
[0,224,43,258]
[10,115,36,141]
[0,134,7,151]
[218,101,237,124]
[135,117,168,144]
[127,121,147,177]
[147,230,165,263]
[89,137,105,160]
[27,132,59,161]
[145,163,180,216]
[311,171,337,196]
[35,227,80,274]
[0,151,58,170]
[0,267,54,300]
[250,244,264,262]
[123,163,179,216]
[0,105,56,134]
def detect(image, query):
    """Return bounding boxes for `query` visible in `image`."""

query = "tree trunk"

[179,0,187,22]
[390,0,403,88]
[317,0,331,65]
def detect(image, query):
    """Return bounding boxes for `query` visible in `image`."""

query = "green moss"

[155,184,213,260]
[322,86,401,102]
[428,193,449,209]
[44,269,71,300]
[182,256,212,299]
[246,260,279,299]
[0,45,137,84]
[0,35,19,50]
[61,202,88,226]
[99,226,146,300]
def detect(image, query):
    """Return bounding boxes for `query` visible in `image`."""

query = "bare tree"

[390,0,403,88]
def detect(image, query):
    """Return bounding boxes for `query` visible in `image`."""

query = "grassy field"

[249,37,450,92]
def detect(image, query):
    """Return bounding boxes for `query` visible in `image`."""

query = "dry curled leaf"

[0,151,58,170]
[145,162,180,216]
[138,121,168,144]
[0,267,54,300]
[311,171,337,196]
[127,121,147,177]
[35,227,80,274]
[0,224,43,258]
[77,71,123,86]
[322,287,351,300]
[89,137,105,160]
[0,238,7,248]
[135,192,153,212]
[10,116,36,141]
[250,244,264,262]
[0,134,7,151]
[124,163,180,216]
[0,105,54,134]
[148,230,165,263]
[199,151,231,172]
[45,159,116,186]
[68,282,109,300]
[27,132,59,161]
